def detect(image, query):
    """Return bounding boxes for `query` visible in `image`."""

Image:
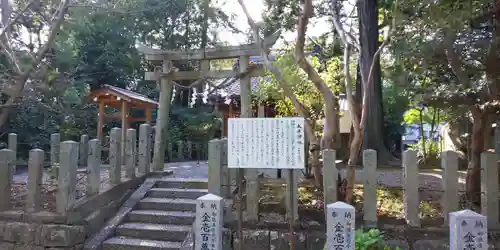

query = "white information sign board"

[227,117,305,169]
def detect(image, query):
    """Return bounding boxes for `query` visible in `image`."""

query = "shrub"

[323,229,402,250]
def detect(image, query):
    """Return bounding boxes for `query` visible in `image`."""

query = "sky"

[3,0,339,52]
[214,0,332,46]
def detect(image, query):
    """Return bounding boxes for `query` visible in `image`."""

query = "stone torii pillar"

[152,60,174,171]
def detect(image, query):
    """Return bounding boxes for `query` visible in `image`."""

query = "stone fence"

[99,135,207,163]
[207,138,500,230]
[0,123,165,250]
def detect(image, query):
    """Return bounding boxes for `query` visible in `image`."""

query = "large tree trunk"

[467,108,489,206]
[358,0,392,162]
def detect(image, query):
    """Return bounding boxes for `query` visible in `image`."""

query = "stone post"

[187,141,193,160]
[102,135,110,164]
[125,128,137,179]
[449,209,487,250]
[403,150,420,227]
[196,194,223,250]
[220,139,230,198]
[87,139,101,196]
[177,140,184,161]
[138,124,152,175]
[109,127,122,185]
[195,142,201,161]
[57,141,79,214]
[326,202,355,250]
[208,139,222,196]
[152,60,174,172]
[50,133,61,179]
[495,121,500,159]
[8,133,17,174]
[362,149,378,228]
[0,149,13,211]
[285,169,299,224]
[26,149,44,213]
[167,143,173,162]
[79,134,89,166]
[481,152,499,229]
[323,149,338,215]
[442,150,459,225]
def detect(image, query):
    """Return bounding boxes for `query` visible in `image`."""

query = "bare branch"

[295,0,331,94]
[0,0,38,38]
[343,45,360,133]
[331,0,360,49]
[24,0,71,79]
[296,0,339,151]
[443,31,470,87]
[0,39,22,73]
[0,0,71,130]
[237,0,317,144]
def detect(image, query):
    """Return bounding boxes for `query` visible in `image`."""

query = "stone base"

[225,229,500,250]
[0,242,83,250]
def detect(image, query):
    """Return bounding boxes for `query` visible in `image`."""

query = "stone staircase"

[102,178,208,250]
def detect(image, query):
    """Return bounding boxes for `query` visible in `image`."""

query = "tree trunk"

[343,45,362,204]
[467,109,489,206]
[358,0,392,162]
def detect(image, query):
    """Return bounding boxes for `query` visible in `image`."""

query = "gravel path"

[339,168,467,191]
[161,161,467,192]
[163,161,209,179]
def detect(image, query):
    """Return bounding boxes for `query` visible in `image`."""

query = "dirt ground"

[10,167,128,211]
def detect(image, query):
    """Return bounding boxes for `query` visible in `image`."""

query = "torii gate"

[137,37,278,172]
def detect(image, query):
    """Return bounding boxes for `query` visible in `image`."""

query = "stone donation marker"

[195,193,223,250]
[449,209,488,250]
[326,202,355,250]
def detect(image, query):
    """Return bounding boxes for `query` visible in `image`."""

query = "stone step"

[103,236,182,250]
[155,178,208,189]
[147,188,208,199]
[116,222,191,242]
[138,197,197,211]
[127,210,196,225]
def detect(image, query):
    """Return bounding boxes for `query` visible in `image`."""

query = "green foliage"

[256,47,343,137]
[389,0,494,111]
[4,0,237,158]
[407,139,441,166]
[354,229,395,250]
[382,79,410,143]
[168,105,219,142]
[402,107,447,126]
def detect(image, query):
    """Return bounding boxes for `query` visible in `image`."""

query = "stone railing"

[0,123,162,250]
[99,136,208,163]
[165,140,208,162]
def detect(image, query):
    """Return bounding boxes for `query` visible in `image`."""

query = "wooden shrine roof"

[88,84,159,109]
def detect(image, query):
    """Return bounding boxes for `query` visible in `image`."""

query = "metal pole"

[288,169,294,250]
[237,168,244,250]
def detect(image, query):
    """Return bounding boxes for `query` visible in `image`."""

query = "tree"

[390,0,499,202]
[239,0,345,186]
[331,0,398,202]
[358,0,392,160]
[1,0,236,158]
[0,0,71,130]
